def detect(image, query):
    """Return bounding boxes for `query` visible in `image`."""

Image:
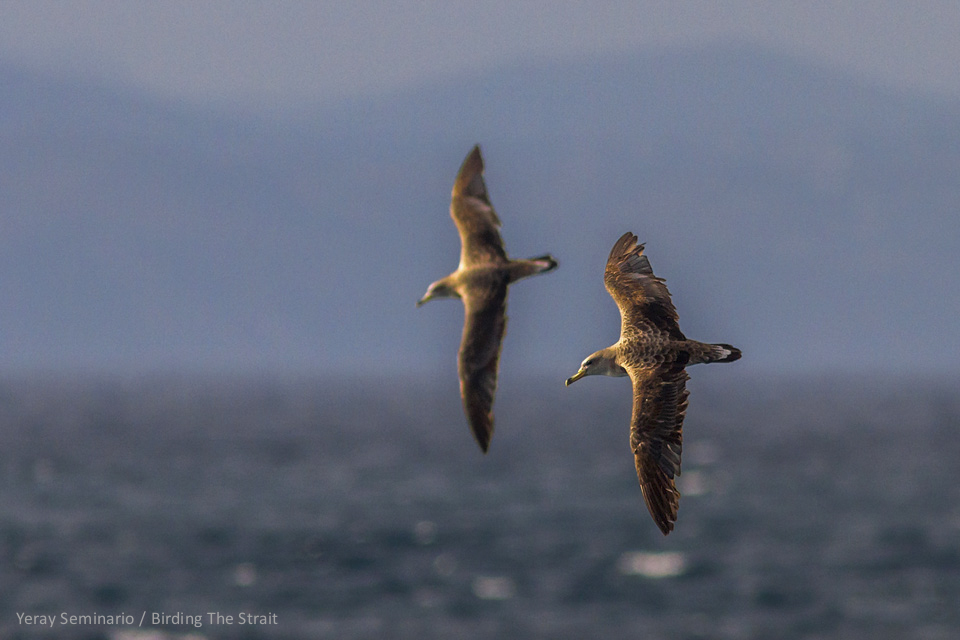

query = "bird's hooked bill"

[416,292,434,307]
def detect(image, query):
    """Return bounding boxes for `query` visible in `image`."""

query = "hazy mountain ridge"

[1,44,958,375]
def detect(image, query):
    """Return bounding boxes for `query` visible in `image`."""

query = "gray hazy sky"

[3,1,960,112]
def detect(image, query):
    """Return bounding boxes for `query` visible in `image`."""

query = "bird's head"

[565,348,625,385]
[416,280,459,307]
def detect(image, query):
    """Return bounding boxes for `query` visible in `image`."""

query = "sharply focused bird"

[417,145,558,452]
[565,232,740,534]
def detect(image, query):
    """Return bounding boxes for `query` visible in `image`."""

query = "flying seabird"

[565,232,740,534]
[417,145,558,453]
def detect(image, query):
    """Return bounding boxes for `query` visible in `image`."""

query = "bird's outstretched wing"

[450,145,507,268]
[457,283,508,453]
[628,360,690,535]
[604,232,684,340]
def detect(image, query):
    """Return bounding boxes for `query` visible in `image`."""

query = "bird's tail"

[508,254,558,283]
[708,343,741,363]
[527,254,558,274]
[685,341,742,365]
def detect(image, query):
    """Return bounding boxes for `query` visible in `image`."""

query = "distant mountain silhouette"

[2,44,958,376]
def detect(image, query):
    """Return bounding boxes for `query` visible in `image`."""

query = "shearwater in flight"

[418,145,557,452]
[565,232,740,534]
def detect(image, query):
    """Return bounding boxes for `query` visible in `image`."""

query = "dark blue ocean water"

[0,374,958,639]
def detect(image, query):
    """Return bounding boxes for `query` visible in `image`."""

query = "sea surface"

[0,373,958,639]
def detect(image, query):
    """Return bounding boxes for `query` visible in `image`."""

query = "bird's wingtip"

[453,145,486,197]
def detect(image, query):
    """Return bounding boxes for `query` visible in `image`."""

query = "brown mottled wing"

[450,145,507,268]
[628,360,690,535]
[457,280,508,453]
[604,232,684,340]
